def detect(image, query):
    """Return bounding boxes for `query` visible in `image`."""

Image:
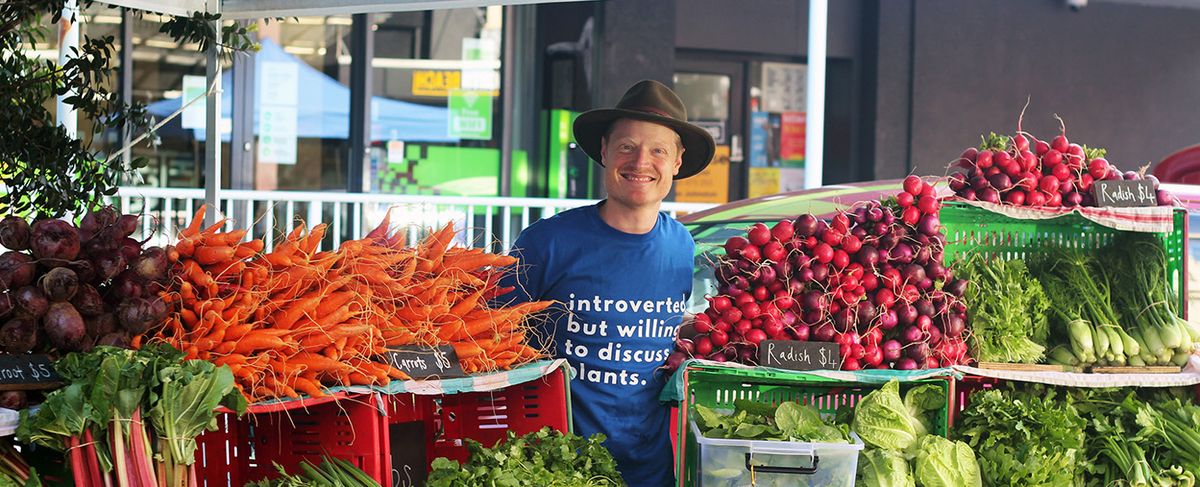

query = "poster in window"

[779,112,806,168]
[761,62,806,113]
[780,167,806,193]
[181,75,206,130]
[749,167,781,199]
[257,61,299,165]
[448,90,494,140]
[675,145,729,203]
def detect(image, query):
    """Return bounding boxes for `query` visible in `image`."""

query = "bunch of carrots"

[150,206,550,403]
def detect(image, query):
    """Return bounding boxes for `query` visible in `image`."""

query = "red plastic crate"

[383,366,571,466]
[193,392,389,486]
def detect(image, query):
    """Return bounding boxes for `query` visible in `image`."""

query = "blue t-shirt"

[501,202,693,487]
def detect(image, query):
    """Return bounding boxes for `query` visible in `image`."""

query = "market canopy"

[98,0,584,18]
[145,38,457,143]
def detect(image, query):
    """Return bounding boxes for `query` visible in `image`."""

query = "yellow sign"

[412,70,461,97]
[675,145,730,203]
[748,167,781,198]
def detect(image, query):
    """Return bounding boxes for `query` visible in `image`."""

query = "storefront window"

[369,7,506,197]
[129,12,233,190]
[748,61,807,198]
[253,16,353,191]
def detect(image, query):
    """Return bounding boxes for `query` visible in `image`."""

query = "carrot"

[233,333,290,355]
[289,352,353,374]
[179,206,207,238]
[234,240,264,259]
[450,342,484,359]
[204,228,247,247]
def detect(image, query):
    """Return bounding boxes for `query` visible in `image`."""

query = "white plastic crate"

[690,422,864,487]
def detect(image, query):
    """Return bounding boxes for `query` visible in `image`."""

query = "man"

[500,80,714,486]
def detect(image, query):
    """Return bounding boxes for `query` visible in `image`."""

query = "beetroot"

[68,259,98,285]
[71,284,105,317]
[91,252,126,282]
[44,302,86,351]
[0,251,36,290]
[0,391,27,410]
[0,216,31,250]
[117,297,167,334]
[119,238,141,266]
[80,207,119,235]
[14,286,48,318]
[85,313,118,338]
[0,316,38,353]
[40,266,79,302]
[133,246,168,281]
[115,214,139,239]
[0,293,11,319]
[30,219,81,265]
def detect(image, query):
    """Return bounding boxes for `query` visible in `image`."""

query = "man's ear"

[673,148,684,176]
[599,136,608,166]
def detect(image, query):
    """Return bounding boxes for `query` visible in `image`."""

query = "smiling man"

[499,80,714,486]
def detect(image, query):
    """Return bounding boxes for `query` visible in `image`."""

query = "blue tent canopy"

[147,38,457,143]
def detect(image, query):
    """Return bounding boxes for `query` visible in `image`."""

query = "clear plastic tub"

[690,421,864,487]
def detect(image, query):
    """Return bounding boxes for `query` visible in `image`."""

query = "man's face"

[600,118,683,210]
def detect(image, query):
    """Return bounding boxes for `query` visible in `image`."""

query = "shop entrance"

[673,57,745,204]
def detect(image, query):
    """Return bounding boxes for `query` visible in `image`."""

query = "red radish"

[1004,190,1026,205]
[896,191,915,208]
[902,206,921,226]
[773,292,794,310]
[896,358,918,370]
[842,357,862,371]
[1067,143,1084,159]
[917,196,939,214]
[1020,150,1037,171]
[740,302,761,319]
[1052,163,1071,182]
[861,273,879,291]
[1039,175,1060,193]
[710,330,729,347]
[958,147,978,167]
[1017,172,1038,191]
[813,243,834,264]
[746,329,767,345]
[1027,190,1048,206]
[793,214,819,236]
[1079,172,1095,190]
[1043,149,1063,167]
[694,317,713,334]
[1058,179,1075,194]
[710,296,733,312]
[977,188,1000,204]
[841,234,862,254]
[976,150,994,169]
[721,308,743,325]
[748,223,771,246]
[736,292,755,306]
[770,220,794,242]
[987,173,1013,192]
[882,339,903,361]
[1013,134,1030,152]
[903,175,924,196]
[920,184,936,199]
[1047,191,1063,207]
[822,229,844,246]
[1064,192,1083,207]
[762,241,786,262]
[1034,139,1050,155]
[1051,135,1069,153]
[1088,158,1108,179]
[724,236,749,255]
[832,250,850,269]
[741,245,762,262]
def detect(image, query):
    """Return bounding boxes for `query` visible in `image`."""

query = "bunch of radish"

[948,119,1175,207]
[667,176,972,372]
[0,207,171,364]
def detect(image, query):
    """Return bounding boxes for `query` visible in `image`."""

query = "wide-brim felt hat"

[573,79,716,180]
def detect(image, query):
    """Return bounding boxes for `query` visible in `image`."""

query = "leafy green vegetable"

[851,381,921,452]
[693,402,851,444]
[903,384,944,439]
[245,456,380,486]
[956,385,1088,486]
[426,427,623,486]
[958,256,1049,363]
[857,448,914,487]
[912,435,981,487]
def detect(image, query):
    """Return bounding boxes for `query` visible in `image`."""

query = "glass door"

[673,57,745,203]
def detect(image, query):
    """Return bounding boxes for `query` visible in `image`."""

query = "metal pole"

[119,8,132,170]
[57,0,80,137]
[499,5,516,197]
[204,16,222,226]
[349,13,373,193]
[804,0,827,189]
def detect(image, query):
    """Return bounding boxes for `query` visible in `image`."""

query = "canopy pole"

[57,0,80,137]
[804,0,827,189]
[204,13,222,226]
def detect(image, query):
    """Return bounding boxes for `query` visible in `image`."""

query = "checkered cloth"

[956,200,1178,233]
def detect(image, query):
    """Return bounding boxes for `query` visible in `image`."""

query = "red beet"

[0,251,36,290]
[30,219,81,265]
[44,301,86,351]
[0,216,31,251]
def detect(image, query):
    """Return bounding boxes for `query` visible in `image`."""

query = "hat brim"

[572,108,716,180]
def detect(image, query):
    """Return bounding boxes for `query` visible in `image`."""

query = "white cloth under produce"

[952,364,1200,388]
[955,200,1177,233]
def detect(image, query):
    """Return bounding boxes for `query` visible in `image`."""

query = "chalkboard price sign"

[758,340,841,371]
[1093,179,1158,207]
[379,345,465,380]
[0,354,62,390]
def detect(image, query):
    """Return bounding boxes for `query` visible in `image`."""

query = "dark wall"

[674,0,862,58]
[887,0,1200,176]
[596,0,677,105]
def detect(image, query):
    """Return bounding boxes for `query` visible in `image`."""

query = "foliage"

[426,427,624,487]
[693,400,852,443]
[958,255,1049,363]
[0,0,257,218]
[245,456,380,486]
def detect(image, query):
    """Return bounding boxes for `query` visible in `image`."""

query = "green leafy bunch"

[427,427,624,487]
[693,400,852,444]
[0,1,257,218]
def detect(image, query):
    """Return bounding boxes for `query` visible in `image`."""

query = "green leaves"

[694,401,851,444]
[426,428,623,487]
[958,255,1049,363]
[1,3,256,218]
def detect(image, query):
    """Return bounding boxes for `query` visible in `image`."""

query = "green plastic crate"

[673,364,952,487]
[939,201,1189,318]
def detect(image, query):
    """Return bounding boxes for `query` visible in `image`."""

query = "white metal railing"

[106,187,717,253]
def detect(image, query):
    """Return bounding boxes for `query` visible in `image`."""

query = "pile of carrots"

[151,207,550,402]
